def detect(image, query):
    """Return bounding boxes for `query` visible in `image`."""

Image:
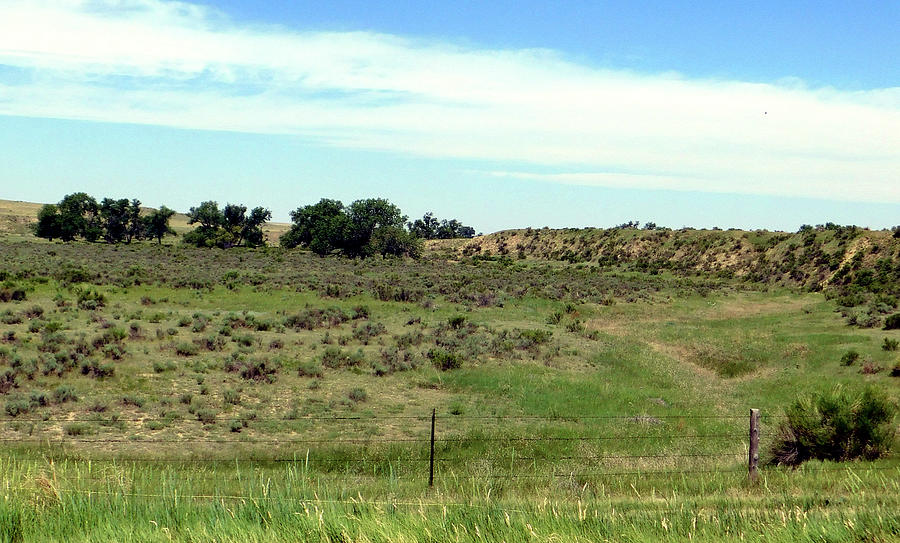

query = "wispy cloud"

[1,0,898,202]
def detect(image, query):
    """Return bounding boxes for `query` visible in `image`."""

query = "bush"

[80,359,115,379]
[769,386,896,466]
[883,337,899,351]
[884,313,900,330]
[428,348,464,371]
[840,350,860,366]
[53,385,78,403]
[175,342,199,357]
[348,387,367,402]
[297,361,324,378]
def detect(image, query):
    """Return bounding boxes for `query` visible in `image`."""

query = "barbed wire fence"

[3,409,897,502]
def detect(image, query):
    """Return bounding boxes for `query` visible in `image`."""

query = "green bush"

[53,385,78,403]
[770,386,896,466]
[428,348,463,371]
[884,313,900,330]
[883,337,899,351]
[840,350,860,366]
[348,387,367,403]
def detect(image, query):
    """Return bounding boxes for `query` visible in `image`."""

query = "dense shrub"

[428,348,464,371]
[882,337,899,351]
[840,350,860,366]
[769,387,896,466]
[884,314,900,330]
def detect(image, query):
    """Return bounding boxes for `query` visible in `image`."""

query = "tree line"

[34,193,475,257]
[35,192,176,244]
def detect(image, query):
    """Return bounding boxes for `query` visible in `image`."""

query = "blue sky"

[0,0,898,233]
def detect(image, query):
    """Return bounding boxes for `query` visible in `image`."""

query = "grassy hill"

[0,204,898,541]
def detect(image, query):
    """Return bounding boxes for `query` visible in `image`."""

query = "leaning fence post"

[749,408,759,483]
[428,408,436,487]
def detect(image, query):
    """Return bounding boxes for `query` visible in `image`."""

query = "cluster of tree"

[35,193,176,244]
[280,198,422,258]
[182,201,271,248]
[407,212,476,240]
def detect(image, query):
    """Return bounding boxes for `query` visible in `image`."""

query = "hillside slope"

[445,225,900,288]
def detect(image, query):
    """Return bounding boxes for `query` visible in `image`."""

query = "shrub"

[297,361,324,378]
[840,350,860,366]
[64,423,93,436]
[175,342,199,357]
[769,386,896,466]
[428,348,464,371]
[320,347,365,369]
[861,361,884,375]
[80,359,115,379]
[223,388,241,405]
[224,357,278,383]
[196,409,217,424]
[76,288,106,310]
[153,360,177,373]
[53,385,78,403]
[448,316,467,329]
[4,398,30,417]
[884,313,900,330]
[883,337,899,351]
[892,363,900,377]
[348,387,367,403]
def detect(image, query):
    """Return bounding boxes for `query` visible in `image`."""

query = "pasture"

[0,239,897,542]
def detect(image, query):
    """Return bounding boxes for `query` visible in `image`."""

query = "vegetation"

[2,202,899,541]
[770,387,896,466]
[183,201,271,248]
[407,211,476,239]
[280,197,421,257]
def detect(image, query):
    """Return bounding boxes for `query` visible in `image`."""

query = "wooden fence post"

[749,408,759,483]
[429,408,435,487]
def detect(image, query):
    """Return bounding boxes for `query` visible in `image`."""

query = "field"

[0,236,898,542]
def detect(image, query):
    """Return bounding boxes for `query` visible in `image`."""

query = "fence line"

[3,408,896,489]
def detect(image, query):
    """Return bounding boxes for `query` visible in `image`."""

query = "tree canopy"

[34,193,168,244]
[183,201,271,248]
[281,198,421,258]
[408,212,476,240]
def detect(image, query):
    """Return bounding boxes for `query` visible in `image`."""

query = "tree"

[408,212,475,240]
[371,225,422,258]
[125,199,143,243]
[185,201,270,248]
[143,206,176,244]
[57,192,100,241]
[344,198,406,258]
[408,212,439,239]
[241,206,272,247]
[281,199,348,255]
[99,198,131,243]
[184,201,223,247]
[34,204,63,241]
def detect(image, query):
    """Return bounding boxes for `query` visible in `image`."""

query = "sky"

[0,0,898,233]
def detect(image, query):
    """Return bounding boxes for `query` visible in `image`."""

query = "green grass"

[0,239,898,541]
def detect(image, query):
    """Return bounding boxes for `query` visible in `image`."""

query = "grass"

[0,237,898,541]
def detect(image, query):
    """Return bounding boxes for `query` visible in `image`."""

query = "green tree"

[99,198,131,243]
[34,204,63,241]
[281,199,348,255]
[57,192,99,241]
[408,212,475,240]
[185,201,270,248]
[184,201,223,247]
[371,225,422,258]
[143,206,176,244]
[344,198,406,258]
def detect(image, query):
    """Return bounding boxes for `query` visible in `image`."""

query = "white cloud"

[0,0,898,202]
